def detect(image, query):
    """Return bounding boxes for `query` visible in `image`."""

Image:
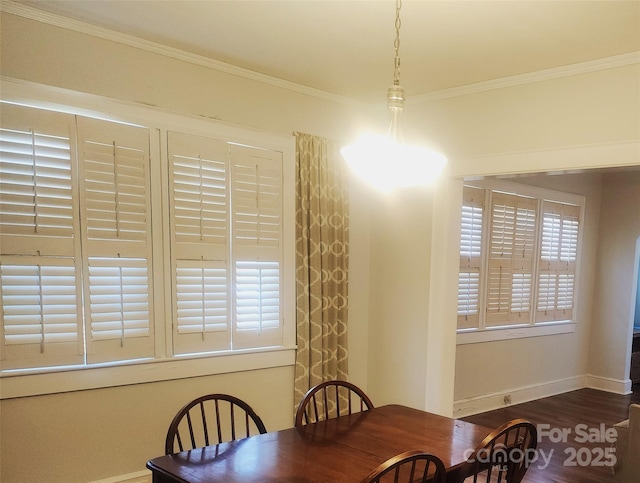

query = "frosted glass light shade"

[340,133,447,192]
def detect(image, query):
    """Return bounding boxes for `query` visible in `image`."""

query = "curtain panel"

[294,132,349,409]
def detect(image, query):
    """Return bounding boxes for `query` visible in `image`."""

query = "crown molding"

[407,52,640,105]
[1,0,363,108]
[3,1,638,107]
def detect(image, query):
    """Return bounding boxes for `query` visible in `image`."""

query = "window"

[457,180,584,343]
[0,96,295,386]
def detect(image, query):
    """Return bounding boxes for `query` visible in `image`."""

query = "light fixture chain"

[393,0,402,86]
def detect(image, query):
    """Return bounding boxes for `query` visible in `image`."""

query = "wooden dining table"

[146,404,492,483]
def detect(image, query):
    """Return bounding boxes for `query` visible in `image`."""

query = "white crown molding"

[408,52,640,105]
[1,0,363,108]
[3,0,638,107]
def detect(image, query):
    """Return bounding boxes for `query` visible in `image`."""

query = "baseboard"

[88,470,151,483]
[585,374,632,395]
[453,375,587,418]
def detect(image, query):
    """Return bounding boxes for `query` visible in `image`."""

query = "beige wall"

[0,12,374,483]
[0,367,294,482]
[589,171,640,380]
[407,65,640,162]
[1,8,639,483]
[368,61,639,410]
[366,187,434,408]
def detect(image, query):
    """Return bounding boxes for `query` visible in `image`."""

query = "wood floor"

[461,387,640,483]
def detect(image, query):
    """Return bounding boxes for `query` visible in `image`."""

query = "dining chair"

[295,379,374,428]
[164,393,267,454]
[361,450,447,483]
[460,418,537,483]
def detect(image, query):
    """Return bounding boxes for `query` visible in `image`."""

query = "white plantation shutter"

[458,186,484,329]
[0,105,83,369]
[457,182,583,336]
[169,132,231,354]
[536,201,580,322]
[168,136,284,353]
[77,117,154,363]
[486,192,536,326]
[1,99,293,378]
[231,145,283,349]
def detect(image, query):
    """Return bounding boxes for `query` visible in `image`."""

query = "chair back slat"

[165,394,267,455]
[199,402,210,447]
[461,418,537,483]
[361,450,446,483]
[186,411,197,449]
[295,380,374,428]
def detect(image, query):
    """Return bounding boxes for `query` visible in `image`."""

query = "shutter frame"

[458,186,484,329]
[1,105,84,370]
[485,192,536,326]
[77,117,155,363]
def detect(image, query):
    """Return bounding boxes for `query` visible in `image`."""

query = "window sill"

[456,322,576,345]
[0,347,296,399]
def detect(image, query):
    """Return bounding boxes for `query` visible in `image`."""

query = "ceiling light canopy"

[340,0,447,192]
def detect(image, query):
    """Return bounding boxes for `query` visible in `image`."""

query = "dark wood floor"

[461,386,640,483]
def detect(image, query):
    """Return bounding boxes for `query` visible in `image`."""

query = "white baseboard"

[453,375,587,418]
[585,374,632,395]
[88,470,152,483]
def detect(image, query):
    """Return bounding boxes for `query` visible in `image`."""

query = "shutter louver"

[536,201,579,322]
[173,262,229,354]
[486,192,536,326]
[231,145,282,254]
[457,271,480,329]
[83,139,148,243]
[169,132,229,260]
[77,117,154,363]
[458,186,484,329]
[234,260,281,348]
[0,128,74,237]
[0,104,77,256]
[0,257,83,369]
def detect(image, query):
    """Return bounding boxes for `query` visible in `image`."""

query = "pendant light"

[340,0,447,191]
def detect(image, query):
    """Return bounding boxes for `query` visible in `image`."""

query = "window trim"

[0,78,296,398]
[456,177,585,344]
[0,347,296,399]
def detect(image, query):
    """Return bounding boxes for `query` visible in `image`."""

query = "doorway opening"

[630,237,640,391]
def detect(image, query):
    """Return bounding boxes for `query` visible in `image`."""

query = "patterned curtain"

[294,132,349,409]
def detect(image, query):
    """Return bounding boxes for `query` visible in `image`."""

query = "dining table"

[146,404,492,483]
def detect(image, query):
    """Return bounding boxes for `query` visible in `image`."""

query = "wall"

[367,60,639,414]
[636,256,640,328]
[0,367,293,482]
[0,11,373,483]
[366,187,434,409]
[589,171,640,381]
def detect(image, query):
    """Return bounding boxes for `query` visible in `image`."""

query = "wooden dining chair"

[361,450,447,483]
[164,393,267,454]
[460,418,537,483]
[295,379,374,428]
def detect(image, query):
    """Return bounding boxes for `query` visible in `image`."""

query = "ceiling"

[8,0,640,104]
